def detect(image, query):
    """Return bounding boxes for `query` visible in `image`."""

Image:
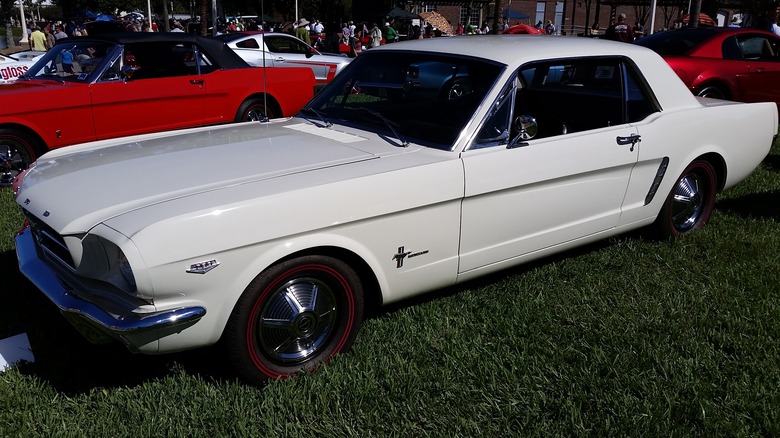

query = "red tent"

[676,13,717,27]
[502,24,545,35]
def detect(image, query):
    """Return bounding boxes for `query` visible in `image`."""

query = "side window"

[266,36,309,55]
[124,43,193,80]
[473,80,515,148]
[471,57,660,148]
[513,58,624,138]
[738,36,776,60]
[624,62,659,123]
[236,38,260,49]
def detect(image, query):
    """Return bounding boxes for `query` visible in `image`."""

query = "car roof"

[635,27,779,55]
[52,32,251,69]
[370,35,662,66]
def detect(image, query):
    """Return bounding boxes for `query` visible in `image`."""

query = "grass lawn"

[1,139,778,436]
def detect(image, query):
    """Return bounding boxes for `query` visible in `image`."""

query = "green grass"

[1,141,780,436]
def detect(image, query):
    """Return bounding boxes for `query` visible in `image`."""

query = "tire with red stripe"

[654,160,716,238]
[226,255,363,384]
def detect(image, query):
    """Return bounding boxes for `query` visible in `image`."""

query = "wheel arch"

[0,122,48,158]
[695,151,727,192]
[272,245,383,316]
[691,78,733,100]
[238,93,282,119]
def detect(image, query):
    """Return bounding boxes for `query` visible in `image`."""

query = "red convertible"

[0,32,316,185]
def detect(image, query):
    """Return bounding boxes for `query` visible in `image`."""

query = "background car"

[216,32,352,85]
[0,50,45,84]
[636,27,780,108]
[13,36,777,384]
[0,32,315,186]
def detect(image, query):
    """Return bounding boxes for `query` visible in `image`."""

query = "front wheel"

[225,256,364,384]
[235,98,279,122]
[654,160,717,238]
[0,129,39,187]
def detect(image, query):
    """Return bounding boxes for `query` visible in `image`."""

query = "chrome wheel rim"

[671,172,705,232]
[256,277,337,364]
[0,142,26,187]
[245,107,267,122]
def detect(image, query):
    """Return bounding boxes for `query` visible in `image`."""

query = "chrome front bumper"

[15,227,206,352]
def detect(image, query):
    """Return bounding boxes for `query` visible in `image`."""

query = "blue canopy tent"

[503,9,530,20]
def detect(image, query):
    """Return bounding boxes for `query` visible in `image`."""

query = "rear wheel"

[654,160,716,238]
[0,129,39,187]
[225,255,364,384]
[696,85,727,100]
[235,98,279,122]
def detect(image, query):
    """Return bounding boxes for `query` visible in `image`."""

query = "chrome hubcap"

[257,277,337,364]
[0,143,25,187]
[671,172,705,232]
[245,108,267,122]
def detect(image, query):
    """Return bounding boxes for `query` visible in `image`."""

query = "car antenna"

[260,0,269,122]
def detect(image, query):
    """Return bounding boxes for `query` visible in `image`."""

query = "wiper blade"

[358,107,409,147]
[299,107,332,127]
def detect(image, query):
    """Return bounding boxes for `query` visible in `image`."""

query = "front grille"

[23,210,76,270]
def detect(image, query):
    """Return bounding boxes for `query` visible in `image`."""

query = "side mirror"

[121,65,136,80]
[508,115,538,148]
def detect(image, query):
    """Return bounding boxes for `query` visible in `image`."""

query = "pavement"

[1,44,29,55]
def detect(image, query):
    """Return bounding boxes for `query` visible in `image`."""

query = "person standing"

[44,27,56,50]
[53,26,68,40]
[294,18,310,43]
[604,13,634,42]
[30,26,47,52]
[385,22,397,43]
[544,20,556,35]
[369,22,382,48]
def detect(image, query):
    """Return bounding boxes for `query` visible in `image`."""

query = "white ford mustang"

[0,50,46,84]
[13,36,778,384]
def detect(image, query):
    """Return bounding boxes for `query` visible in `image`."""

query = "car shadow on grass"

[1,250,239,394]
[715,189,780,222]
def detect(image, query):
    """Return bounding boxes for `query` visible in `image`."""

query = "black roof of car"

[51,32,252,69]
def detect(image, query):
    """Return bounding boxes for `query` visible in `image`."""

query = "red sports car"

[636,27,780,107]
[0,32,316,185]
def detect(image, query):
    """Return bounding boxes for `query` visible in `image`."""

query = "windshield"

[305,51,504,150]
[23,40,117,82]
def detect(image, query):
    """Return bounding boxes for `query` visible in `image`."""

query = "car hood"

[16,118,413,234]
[0,80,71,111]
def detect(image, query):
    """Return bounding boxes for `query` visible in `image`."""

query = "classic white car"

[13,36,778,384]
[215,32,351,85]
[0,50,46,84]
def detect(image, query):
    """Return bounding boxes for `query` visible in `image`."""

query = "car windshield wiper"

[357,107,409,147]
[299,107,332,127]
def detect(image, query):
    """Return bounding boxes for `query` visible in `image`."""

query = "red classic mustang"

[0,32,316,185]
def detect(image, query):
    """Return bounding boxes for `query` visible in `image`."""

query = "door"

[736,33,780,106]
[264,35,335,84]
[459,58,643,273]
[90,42,205,140]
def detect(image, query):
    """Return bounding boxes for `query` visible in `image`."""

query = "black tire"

[226,255,364,384]
[0,129,40,187]
[654,160,717,238]
[235,98,279,122]
[696,85,727,100]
